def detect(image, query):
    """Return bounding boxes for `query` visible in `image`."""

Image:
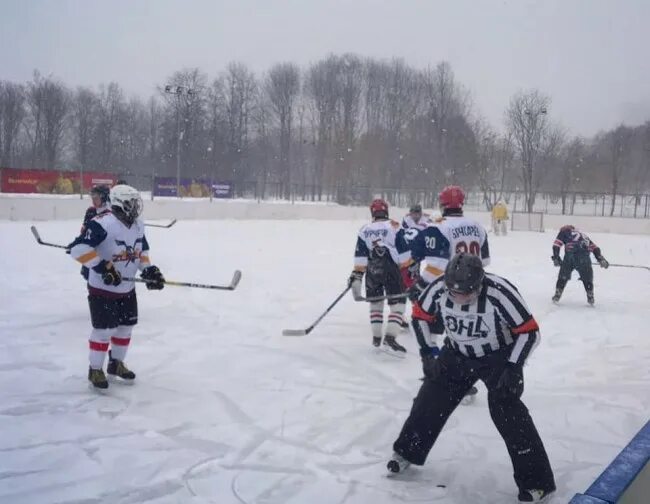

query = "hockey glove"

[94,260,121,287]
[598,257,609,269]
[421,347,442,381]
[348,270,364,288]
[408,279,427,303]
[141,265,165,290]
[551,255,562,267]
[496,362,524,398]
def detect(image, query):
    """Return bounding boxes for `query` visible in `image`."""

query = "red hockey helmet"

[370,198,389,219]
[438,186,465,209]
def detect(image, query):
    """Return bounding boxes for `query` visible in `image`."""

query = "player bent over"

[388,254,556,503]
[551,225,608,305]
[70,184,165,389]
[348,199,410,355]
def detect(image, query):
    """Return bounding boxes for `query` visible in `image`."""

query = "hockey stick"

[145,219,177,229]
[592,262,650,272]
[353,292,409,303]
[123,270,242,291]
[30,226,68,249]
[282,286,351,336]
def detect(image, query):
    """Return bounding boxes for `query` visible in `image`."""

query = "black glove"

[94,260,121,286]
[551,255,562,267]
[141,265,165,290]
[496,362,524,398]
[598,257,609,269]
[348,270,363,288]
[408,280,426,303]
[421,347,442,380]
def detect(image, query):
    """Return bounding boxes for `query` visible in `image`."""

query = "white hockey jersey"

[70,213,151,295]
[410,215,491,282]
[354,219,410,271]
[401,213,433,231]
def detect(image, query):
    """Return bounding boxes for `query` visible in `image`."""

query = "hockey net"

[510,212,544,232]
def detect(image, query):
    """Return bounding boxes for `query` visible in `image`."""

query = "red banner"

[0,168,117,194]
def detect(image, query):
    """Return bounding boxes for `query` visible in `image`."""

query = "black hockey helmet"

[409,203,423,214]
[90,185,110,205]
[444,253,485,304]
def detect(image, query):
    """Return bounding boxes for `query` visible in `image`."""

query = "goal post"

[510,212,544,232]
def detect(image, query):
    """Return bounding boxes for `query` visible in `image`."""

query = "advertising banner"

[212,182,232,198]
[154,177,233,198]
[1,168,117,194]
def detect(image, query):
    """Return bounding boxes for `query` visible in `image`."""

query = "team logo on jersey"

[113,238,143,265]
[444,314,491,341]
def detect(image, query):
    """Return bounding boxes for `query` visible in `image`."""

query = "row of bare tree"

[1,57,649,212]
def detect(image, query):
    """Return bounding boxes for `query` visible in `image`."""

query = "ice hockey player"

[491,199,509,235]
[70,184,166,389]
[387,254,556,503]
[551,224,609,305]
[407,185,490,400]
[67,185,112,279]
[399,203,432,328]
[348,198,410,354]
[401,203,431,231]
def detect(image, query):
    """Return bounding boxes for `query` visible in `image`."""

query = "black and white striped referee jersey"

[418,273,540,366]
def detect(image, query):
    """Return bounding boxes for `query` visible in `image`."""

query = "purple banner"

[154,177,231,198]
[212,182,232,199]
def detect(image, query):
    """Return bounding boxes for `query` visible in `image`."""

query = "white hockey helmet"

[110,184,143,224]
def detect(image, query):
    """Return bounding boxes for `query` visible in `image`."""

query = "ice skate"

[107,351,136,381]
[387,452,411,475]
[382,335,407,356]
[372,336,382,347]
[551,288,563,303]
[518,487,555,502]
[88,367,108,389]
[586,290,594,306]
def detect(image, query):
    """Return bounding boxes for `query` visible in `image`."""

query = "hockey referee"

[388,253,556,503]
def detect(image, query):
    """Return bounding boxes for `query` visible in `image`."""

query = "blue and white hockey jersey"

[354,219,411,272]
[410,215,490,282]
[70,213,152,296]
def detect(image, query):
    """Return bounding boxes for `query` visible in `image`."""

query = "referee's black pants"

[393,344,555,492]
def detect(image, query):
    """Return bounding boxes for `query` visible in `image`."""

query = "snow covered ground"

[0,219,648,504]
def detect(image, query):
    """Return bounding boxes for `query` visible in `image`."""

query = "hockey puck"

[436,484,446,488]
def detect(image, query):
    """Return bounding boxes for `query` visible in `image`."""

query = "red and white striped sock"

[369,302,383,338]
[89,328,112,369]
[109,325,132,361]
[386,302,406,338]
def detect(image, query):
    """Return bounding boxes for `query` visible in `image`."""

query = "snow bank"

[2,194,650,234]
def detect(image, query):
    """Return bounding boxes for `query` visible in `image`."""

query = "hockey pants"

[393,344,555,492]
[557,253,593,292]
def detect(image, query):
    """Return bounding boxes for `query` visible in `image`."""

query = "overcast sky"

[2,0,649,136]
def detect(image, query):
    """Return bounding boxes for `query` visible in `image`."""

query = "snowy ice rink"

[0,219,648,504]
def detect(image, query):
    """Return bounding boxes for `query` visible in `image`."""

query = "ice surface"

[0,220,648,504]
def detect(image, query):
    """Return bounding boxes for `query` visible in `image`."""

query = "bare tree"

[557,136,584,214]
[223,62,257,190]
[72,87,97,170]
[0,82,25,167]
[266,62,300,199]
[506,89,550,212]
[24,73,70,169]
[606,125,633,216]
[305,56,340,200]
[334,54,363,199]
